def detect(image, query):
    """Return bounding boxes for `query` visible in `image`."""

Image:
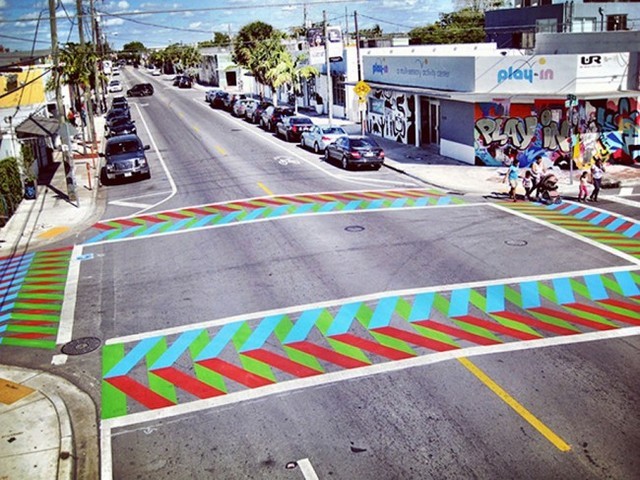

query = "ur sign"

[326,25,343,62]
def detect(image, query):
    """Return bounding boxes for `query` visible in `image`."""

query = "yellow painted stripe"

[193,126,200,133]
[458,357,571,452]
[257,182,274,196]
[215,146,226,155]
[37,226,70,239]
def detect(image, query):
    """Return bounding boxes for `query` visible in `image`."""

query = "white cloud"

[0,0,6,8]
[103,18,125,26]
[189,21,202,29]
[118,1,130,9]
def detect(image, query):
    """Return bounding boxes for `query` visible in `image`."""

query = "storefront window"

[332,74,345,107]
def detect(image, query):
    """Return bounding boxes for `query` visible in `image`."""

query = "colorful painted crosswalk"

[504,201,640,259]
[0,247,73,349]
[101,270,640,419]
[85,188,464,245]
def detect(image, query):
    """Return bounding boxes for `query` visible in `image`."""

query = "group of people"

[504,156,606,203]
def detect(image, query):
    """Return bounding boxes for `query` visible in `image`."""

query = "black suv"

[127,83,154,97]
[100,134,151,183]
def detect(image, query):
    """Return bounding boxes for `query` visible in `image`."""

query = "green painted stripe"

[569,278,591,301]
[28,268,69,276]
[326,337,371,364]
[395,297,412,321]
[602,275,623,296]
[13,302,61,311]
[355,303,374,329]
[16,292,64,300]
[469,289,486,313]
[23,275,67,283]
[189,331,227,392]
[412,324,460,347]
[239,354,277,381]
[432,293,450,317]
[283,345,324,372]
[597,301,640,317]
[451,318,502,342]
[529,311,583,331]
[314,309,335,336]
[490,313,546,336]
[504,286,522,309]
[9,312,60,321]
[146,338,177,403]
[20,284,65,291]
[538,282,558,304]
[0,337,56,349]
[368,330,417,355]
[159,221,178,233]
[232,322,252,351]
[563,305,619,327]
[102,343,128,419]
[6,324,58,334]
[274,315,294,343]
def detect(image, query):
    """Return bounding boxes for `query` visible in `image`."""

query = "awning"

[15,116,60,139]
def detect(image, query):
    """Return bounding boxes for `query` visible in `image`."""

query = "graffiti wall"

[367,89,416,145]
[474,97,640,167]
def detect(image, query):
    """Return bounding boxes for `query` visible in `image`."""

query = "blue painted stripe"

[0,285,21,297]
[436,196,452,206]
[0,252,34,267]
[342,200,363,211]
[606,218,625,231]
[113,226,143,240]
[623,223,639,238]
[105,337,164,378]
[448,288,470,317]
[283,308,323,344]
[0,272,27,287]
[408,292,434,321]
[195,321,244,360]
[486,285,505,313]
[239,314,283,352]
[85,229,113,244]
[165,218,193,233]
[293,203,316,215]
[584,274,608,301]
[217,211,242,225]
[613,271,640,296]
[137,221,169,237]
[150,329,204,369]
[575,208,594,219]
[589,213,609,225]
[390,198,408,208]
[194,214,221,227]
[0,264,31,276]
[267,205,292,218]
[0,302,15,314]
[318,201,338,213]
[413,197,429,207]
[369,297,399,329]
[552,277,575,304]
[241,208,266,222]
[0,313,12,322]
[326,302,362,336]
[559,203,580,215]
[367,199,384,209]
[520,281,541,309]
[2,293,18,303]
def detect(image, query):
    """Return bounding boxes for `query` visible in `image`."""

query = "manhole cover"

[345,225,365,232]
[61,337,101,355]
[285,462,298,470]
[504,239,528,247]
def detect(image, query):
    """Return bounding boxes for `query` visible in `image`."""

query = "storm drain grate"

[504,239,528,247]
[61,337,101,355]
[345,225,365,233]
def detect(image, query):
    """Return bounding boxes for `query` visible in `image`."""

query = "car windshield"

[350,138,378,148]
[323,127,346,135]
[106,140,141,155]
[291,118,313,125]
[111,118,130,126]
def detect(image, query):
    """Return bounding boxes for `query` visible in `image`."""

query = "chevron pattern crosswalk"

[0,247,73,349]
[101,270,640,419]
[85,188,464,244]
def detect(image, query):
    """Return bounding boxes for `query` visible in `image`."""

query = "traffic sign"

[354,80,371,98]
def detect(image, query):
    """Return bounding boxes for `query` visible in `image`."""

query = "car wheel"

[285,132,290,142]
[100,167,109,186]
[143,171,151,180]
[313,142,319,154]
[324,149,330,162]
[342,155,349,170]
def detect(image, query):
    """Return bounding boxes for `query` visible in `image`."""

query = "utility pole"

[323,10,333,125]
[49,0,78,204]
[76,0,97,156]
[355,10,365,134]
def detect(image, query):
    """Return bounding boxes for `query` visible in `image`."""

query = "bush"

[0,157,23,226]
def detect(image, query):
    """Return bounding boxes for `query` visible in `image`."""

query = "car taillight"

[321,136,331,142]
[292,126,297,132]
[350,151,361,159]
[379,151,385,158]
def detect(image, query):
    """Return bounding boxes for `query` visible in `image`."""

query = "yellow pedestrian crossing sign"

[354,80,371,100]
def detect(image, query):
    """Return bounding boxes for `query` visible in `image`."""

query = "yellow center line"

[193,126,200,133]
[458,357,571,452]
[215,145,227,155]
[257,182,274,196]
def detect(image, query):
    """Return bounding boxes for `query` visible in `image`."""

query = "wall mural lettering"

[367,89,416,145]
[474,97,640,168]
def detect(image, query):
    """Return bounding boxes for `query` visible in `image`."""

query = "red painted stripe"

[12,309,59,315]
[614,222,633,233]
[160,211,192,219]
[582,212,602,222]
[45,246,73,253]
[13,298,60,304]
[207,204,238,212]
[105,376,176,409]
[373,326,459,352]
[274,196,312,204]
[197,358,274,388]
[413,320,501,346]
[232,201,258,209]
[598,216,618,227]
[608,242,640,248]
[529,307,617,331]
[597,298,640,313]
[2,332,51,339]
[242,349,322,377]
[287,341,370,369]
[255,198,288,206]
[114,219,141,227]
[22,281,60,286]
[330,333,415,360]
[136,215,166,224]
[492,311,578,336]
[183,208,214,216]
[565,302,640,326]
[150,367,225,399]
[11,320,58,326]
[91,221,112,230]
[454,315,541,340]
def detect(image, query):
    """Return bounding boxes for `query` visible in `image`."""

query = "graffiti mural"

[367,89,416,145]
[474,97,640,167]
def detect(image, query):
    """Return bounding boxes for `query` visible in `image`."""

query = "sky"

[0,0,456,52]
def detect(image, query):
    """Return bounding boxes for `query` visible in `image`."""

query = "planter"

[315,104,323,114]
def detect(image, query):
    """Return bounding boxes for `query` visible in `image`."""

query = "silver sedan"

[300,125,348,153]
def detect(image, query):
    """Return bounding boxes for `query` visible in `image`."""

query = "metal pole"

[354,10,365,135]
[76,0,97,157]
[49,0,78,204]
[323,10,333,125]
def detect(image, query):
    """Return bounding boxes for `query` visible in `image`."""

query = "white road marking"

[492,203,640,267]
[114,190,174,202]
[56,244,83,348]
[191,98,419,189]
[297,458,320,480]
[562,199,639,225]
[102,325,640,431]
[104,263,638,345]
[600,195,640,209]
[101,424,113,480]
[108,200,152,209]
[619,187,633,196]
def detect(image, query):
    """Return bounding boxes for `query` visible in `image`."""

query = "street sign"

[354,80,371,98]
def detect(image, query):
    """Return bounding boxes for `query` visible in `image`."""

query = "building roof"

[15,115,59,138]
[0,50,51,69]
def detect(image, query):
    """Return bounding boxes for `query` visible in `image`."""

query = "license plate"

[364,152,374,157]
[124,172,132,177]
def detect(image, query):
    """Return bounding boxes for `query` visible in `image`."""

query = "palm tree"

[53,42,98,110]
[268,51,318,113]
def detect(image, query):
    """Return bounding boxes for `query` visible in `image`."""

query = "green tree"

[233,21,278,70]
[409,8,485,44]
[122,41,146,52]
[359,24,383,39]
[48,42,99,109]
[268,52,318,113]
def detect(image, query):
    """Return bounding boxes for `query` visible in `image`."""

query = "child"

[578,171,589,202]
[503,159,520,202]
[522,170,533,201]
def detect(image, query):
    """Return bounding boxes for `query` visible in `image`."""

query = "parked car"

[108,79,123,93]
[276,116,314,142]
[151,68,161,76]
[100,134,151,182]
[210,91,229,109]
[205,88,222,104]
[178,76,192,88]
[105,106,131,123]
[323,135,385,170]
[301,125,348,153]
[260,105,294,132]
[106,117,136,138]
[233,98,259,118]
[249,101,272,124]
[111,96,129,112]
[126,83,154,97]
[222,93,246,111]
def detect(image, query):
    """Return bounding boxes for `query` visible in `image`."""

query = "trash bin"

[24,179,37,200]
